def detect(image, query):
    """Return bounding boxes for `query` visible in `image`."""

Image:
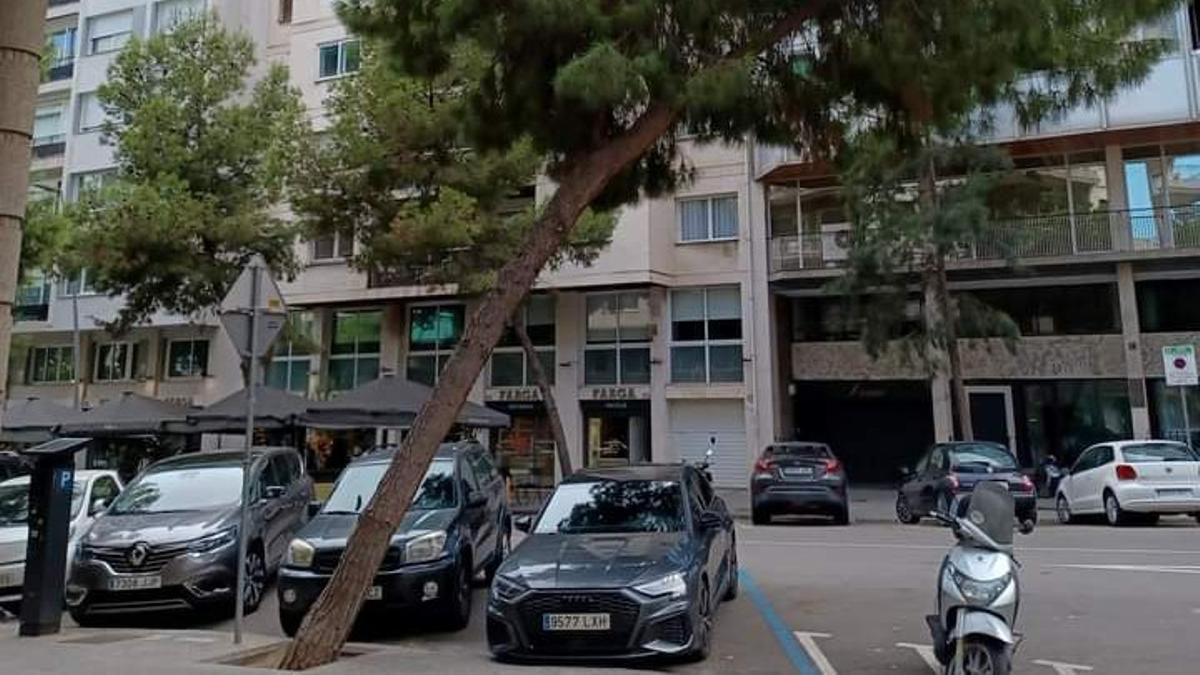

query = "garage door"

[669,400,748,487]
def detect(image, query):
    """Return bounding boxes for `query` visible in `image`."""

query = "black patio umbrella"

[57,391,188,437]
[174,385,311,434]
[303,373,510,429]
[0,397,75,443]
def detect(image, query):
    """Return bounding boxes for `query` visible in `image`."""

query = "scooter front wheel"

[947,637,1012,675]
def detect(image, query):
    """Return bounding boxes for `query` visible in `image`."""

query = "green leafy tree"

[281,1,1179,667]
[18,197,77,285]
[70,13,309,330]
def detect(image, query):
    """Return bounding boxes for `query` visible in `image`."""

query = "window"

[87,11,133,55]
[76,92,105,133]
[670,287,743,383]
[490,296,555,387]
[33,105,65,147]
[678,195,738,242]
[71,170,117,199]
[1191,1,1200,52]
[94,342,137,382]
[46,27,76,81]
[329,309,381,392]
[407,304,464,386]
[27,345,74,384]
[311,231,354,261]
[166,339,209,378]
[267,311,316,395]
[317,39,360,79]
[15,272,52,322]
[59,268,96,297]
[585,292,652,385]
[279,0,293,24]
[91,476,120,507]
[963,284,1120,337]
[154,0,204,34]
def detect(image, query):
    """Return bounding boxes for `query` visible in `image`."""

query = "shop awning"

[0,397,75,443]
[173,385,311,434]
[57,392,189,437]
[303,373,510,429]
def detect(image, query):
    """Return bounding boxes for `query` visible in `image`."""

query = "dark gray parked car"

[67,448,312,624]
[487,464,737,662]
[750,442,849,525]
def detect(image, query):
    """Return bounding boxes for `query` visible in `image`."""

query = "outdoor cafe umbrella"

[303,373,510,429]
[0,396,75,443]
[175,384,310,434]
[57,391,188,437]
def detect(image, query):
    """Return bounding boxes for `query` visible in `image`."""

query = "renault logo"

[127,542,151,567]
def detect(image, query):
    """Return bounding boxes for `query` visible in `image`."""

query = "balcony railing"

[769,205,1200,273]
[44,60,74,83]
[14,304,50,322]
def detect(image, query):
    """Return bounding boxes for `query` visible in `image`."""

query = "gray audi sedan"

[487,464,737,662]
[67,448,311,624]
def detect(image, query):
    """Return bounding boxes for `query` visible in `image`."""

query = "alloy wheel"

[243,549,265,611]
[1105,494,1122,526]
[896,495,915,523]
[962,642,996,675]
[1056,496,1072,524]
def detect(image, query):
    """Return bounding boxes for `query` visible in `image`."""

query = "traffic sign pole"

[1182,387,1192,451]
[233,263,259,645]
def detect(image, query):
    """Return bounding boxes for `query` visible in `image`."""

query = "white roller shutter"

[669,400,748,487]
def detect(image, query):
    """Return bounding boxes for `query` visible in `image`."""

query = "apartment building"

[759,3,1200,481]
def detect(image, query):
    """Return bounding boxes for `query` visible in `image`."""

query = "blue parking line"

[739,569,821,675]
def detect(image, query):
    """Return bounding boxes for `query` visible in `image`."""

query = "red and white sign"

[1162,345,1198,387]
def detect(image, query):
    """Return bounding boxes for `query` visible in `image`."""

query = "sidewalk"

[0,625,632,674]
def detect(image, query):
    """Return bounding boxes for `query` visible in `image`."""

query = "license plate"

[784,467,814,477]
[107,575,161,591]
[1157,488,1193,497]
[542,613,610,631]
[365,586,383,601]
[0,569,22,589]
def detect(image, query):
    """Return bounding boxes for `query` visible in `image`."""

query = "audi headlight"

[950,567,1010,606]
[286,538,315,568]
[188,527,238,554]
[633,572,688,599]
[404,531,447,564]
[491,574,526,603]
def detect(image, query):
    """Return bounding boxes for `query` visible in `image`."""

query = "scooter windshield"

[962,480,1014,548]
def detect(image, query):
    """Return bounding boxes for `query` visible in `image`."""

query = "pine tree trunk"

[0,1,47,418]
[278,104,676,671]
[935,253,973,441]
[513,316,572,477]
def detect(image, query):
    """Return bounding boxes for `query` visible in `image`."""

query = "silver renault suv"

[67,447,312,624]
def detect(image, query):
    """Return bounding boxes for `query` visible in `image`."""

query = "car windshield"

[0,482,29,526]
[534,480,685,534]
[323,459,457,514]
[1122,443,1197,462]
[948,444,1017,472]
[107,466,243,514]
[766,444,831,459]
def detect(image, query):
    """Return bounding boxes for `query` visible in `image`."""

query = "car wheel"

[443,556,473,631]
[243,543,266,614]
[1104,491,1128,527]
[751,508,770,526]
[896,494,920,524]
[688,579,713,662]
[68,607,102,628]
[722,541,739,602]
[279,609,303,637]
[1055,495,1073,525]
[482,522,511,584]
[833,505,850,526]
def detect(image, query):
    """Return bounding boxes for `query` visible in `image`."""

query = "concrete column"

[1117,262,1152,438]
[924,284,955,442]
[380,303,404,376]
[649,287,671,461]
[555,292,585,473]
[1105,144,1131,252]
[745,164,780,454]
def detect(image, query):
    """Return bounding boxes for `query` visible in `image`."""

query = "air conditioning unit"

[821,222,852,264]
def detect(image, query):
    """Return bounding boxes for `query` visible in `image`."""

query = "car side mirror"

[699,510,723,530]
[467,492,487,509]
[513,515,533,533]
[264,485,286,500]
[307,500,323,519]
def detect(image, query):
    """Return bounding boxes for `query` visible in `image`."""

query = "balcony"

[43,60,74,83]
[769,205,1200,273]
[14,304,50,323]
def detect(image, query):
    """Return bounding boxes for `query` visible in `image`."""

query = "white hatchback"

[0,470,123,608]
[1055,441,1200,526]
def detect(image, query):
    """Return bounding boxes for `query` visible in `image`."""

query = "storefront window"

[1021,380,1131,466]
[585,292,651,385]
[492,408,557,509]
[1149,379,1200,447]
[329,309,381,393]
[583,401,652,468]
[268,311,317,395]
[490,295,555,387]
[963,284,1119,336]
[407,303,464,386]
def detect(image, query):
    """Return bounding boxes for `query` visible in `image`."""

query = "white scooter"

[925,481,1023,675]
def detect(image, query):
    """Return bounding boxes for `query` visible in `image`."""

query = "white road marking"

[793,631,838,675]
[896,642,941,674]
[742,539,1200,556]
[1049,563,1200,575]
[1033,658,1094,674]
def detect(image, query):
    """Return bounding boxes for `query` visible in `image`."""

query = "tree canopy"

[70,14,309,329]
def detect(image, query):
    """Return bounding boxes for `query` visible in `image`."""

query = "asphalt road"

[63,503,1200,674]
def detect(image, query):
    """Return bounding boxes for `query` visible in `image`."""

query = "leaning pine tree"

[281,0,1178,668]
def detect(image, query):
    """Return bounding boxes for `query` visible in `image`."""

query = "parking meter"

[17,438,90,637]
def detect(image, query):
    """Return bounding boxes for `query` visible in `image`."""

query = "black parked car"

[895,442,1037,525]
[277,441,510,636]
[487,463,737,663]
[750,442,849,525]
[68,448,313,624]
